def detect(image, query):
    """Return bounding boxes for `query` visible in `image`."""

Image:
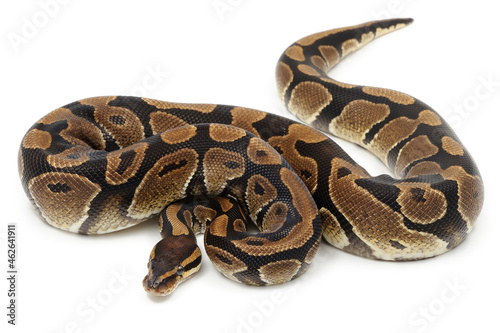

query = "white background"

[1,1,499,332]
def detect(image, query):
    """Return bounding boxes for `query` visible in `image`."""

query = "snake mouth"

[142,275,179,296]
[142,262,202,296]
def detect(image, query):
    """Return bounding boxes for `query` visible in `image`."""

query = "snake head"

[143,236,202,296]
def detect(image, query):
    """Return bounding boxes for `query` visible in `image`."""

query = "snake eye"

[176,265,185,276]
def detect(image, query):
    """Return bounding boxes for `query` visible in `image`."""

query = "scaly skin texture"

[19,19,483,295]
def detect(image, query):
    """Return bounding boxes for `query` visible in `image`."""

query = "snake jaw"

[143,263,201,296]
[142,274,180,296]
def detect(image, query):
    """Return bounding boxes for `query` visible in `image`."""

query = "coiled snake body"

[18,19,484,295]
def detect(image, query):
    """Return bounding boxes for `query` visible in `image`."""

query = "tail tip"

[402,17,414,25]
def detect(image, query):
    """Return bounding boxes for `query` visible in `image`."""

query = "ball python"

[18,18,484,296]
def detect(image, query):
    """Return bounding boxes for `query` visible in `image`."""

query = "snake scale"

[18,18,484,295]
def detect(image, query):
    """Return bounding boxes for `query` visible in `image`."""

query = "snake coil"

[18,19,484,295]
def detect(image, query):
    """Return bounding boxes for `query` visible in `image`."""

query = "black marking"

[109,115,126,125]
[246,240,265,246]
[158,159,188,177]
[355,176,401,210]
[276,207,283,215]
[252,114,292,140]
[254,182,266,195]
[48,183,71,193]
[65,101,97,123]
[337,167,352,179]
[66,153,80,159]
[108,96,159,138]
[389,240,406,250]
[294,139,358,167]
[273,145,284,155]
[410,188,426,203]
[301,169,312,179]
[402,179,468,248]
[225,161,240,169]
[63,101,122,152]
[115,150,137,175]
[256,150,268,157]
[183,255,202,272]
[233,270,266,286]
[215,253,233,265]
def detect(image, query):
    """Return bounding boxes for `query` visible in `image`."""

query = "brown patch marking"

[47,146,92,168]
[327,157,448,260]
[341,32,374,57]
[417,110,442,126]
[362,86,415,105]
[245,174,277,221]
[441,136,464,156]
[320,77,357,89]
[284,45,305,61]
[275,62,294,103]
[288,81,333,124]
[234,168,318,256]
[86,194,138,234]
[203,148,246,194]
[105,142,148,185]
[165,203,190,236]
[215,197,233,213]
[233,219,246,232]
[405,161,444,177]
[183,211,194,230]
[276,168,318,246]
[442,166,483,228]
[208,215,229,238]
[396,183,447,224]
[205,245,248,283]
[161,125,197,145]
[310,55,327,71]
[150,112,189,134]
[128,148,198,219]
[22,129,52,150]
[38,106,103,149]
[395,135,439,177]
[406,163,483,229]
[375,23,408,38]
[230,107,267,137]
[209,124,247,142]
[193,205,217,227]
[18,149,24,180]
[39,107,72,125]
[247,137,282,165]
[329,100,390,144]
[297,64,321,77]
[320,207,350,249]
[369,117,419,163]
[142,98,217,113]
[262,202,288,232]
[83,96,145,148]
[370,110,443,164]
[60,114,105,150]
[28,172,101,233]
[259,259,302,284]
[268,124,326,194]
[318,45,340,69]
